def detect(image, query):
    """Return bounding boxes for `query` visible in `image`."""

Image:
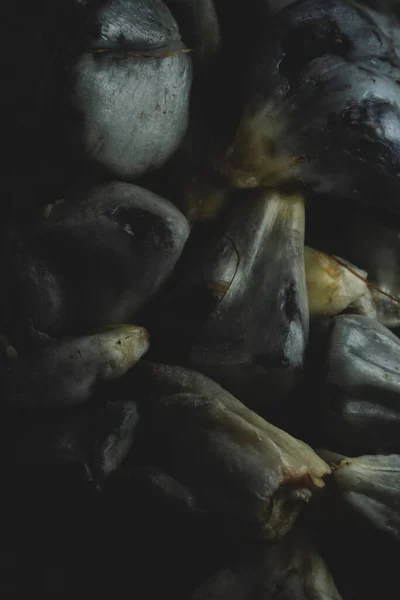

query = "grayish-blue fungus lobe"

[219,0,400,214]
[319,315,400,454]
[2,182,190,342]
[70,0,193,179]
[150,189,309,416]
[121,361,330,540]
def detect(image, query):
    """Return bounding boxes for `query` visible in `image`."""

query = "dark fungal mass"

[113,361,330,541]
[1,399,139,489]
[1,182,190,344]
[219,0,400,214]
[278,18,352,78]
[4,1,400,598]
[314,315,400,455]
[146,189,308,418]
[4,0,193,220]
[69,0,192,181]
[191,526,342,600]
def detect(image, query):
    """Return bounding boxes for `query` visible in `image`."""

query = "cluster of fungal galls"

[3,1,400,598]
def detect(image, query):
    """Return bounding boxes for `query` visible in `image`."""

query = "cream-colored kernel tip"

[305,247,368,317]
[111,324,150,348]
[97,324,150,358]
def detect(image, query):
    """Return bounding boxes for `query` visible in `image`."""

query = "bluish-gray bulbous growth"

[148,189,309,416]
[320,315,400,453]
[2,182,190,341]
[70,0,193,179]
[222,0,400,214]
